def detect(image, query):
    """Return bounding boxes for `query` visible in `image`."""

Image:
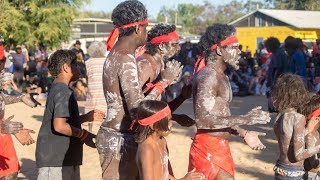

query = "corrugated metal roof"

[230,9,320,29]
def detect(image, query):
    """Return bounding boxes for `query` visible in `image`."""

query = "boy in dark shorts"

[36,50,104,180]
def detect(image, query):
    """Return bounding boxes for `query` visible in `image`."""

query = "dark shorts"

[274,160,304,180]
[96,127,138,180]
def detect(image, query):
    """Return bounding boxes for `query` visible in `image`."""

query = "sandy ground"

[6,96,277,180]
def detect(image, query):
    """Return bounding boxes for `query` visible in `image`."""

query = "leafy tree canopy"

[0,0,90,49]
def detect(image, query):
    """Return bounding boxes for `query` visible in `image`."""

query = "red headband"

[130,105,171,130]
[106,18,149,51]
[150,31,179,44]
[210,36,238,50]
[307,108,320,120]
[193,36,238,74]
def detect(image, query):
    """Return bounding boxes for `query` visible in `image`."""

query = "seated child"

[297,95,320,178]
[0,72,20,95]
[272,74,320,180]
[132,100,203,180]
[25,72,42,95]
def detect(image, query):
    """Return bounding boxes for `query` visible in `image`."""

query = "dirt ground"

[7,95,277,180]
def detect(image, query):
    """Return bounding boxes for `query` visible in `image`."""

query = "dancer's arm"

[52,91,95,147]
[118,55,180,119]
[168,84,192,112]
[80,110,104,123]
[231,126,267,150]
[194,76,270,129]
[0,93,23,105]
[1,93,38,107]
[292,114,320,162]
[137,59,155,90]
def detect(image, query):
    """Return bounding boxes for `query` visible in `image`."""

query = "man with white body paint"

[96,1,182,179]
[188,23,271,180]
[136,23,194,127]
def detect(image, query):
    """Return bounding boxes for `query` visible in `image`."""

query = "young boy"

[133,100,203,180]
[272,73,320,179]
[36,50,104,180]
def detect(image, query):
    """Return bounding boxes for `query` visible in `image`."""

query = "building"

[69,18,182,53]
[229,9,320,54]
[72,18,182,39]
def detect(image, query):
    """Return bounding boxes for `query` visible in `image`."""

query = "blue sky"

[82,0,234,18]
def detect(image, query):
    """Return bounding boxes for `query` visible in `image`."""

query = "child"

[272,73,320,179]
[35,50,104,180]
[297,95,320,178]
[25,72,42,95]
[132,100,203,180]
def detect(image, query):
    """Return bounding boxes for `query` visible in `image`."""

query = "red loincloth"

[0,130,19,177]
[188,133,234,179]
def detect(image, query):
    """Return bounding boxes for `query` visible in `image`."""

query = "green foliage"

[265,0,320,10]
[157,0,254,34]
[0,0,89,48]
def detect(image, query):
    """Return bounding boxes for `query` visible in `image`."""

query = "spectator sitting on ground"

[178,38,199,66]
[0,72,20,96]
[25,73,42,95]
[312,39,320,57]
[25,55,37,79]
[229,70,250,97]
[248,69,266,95]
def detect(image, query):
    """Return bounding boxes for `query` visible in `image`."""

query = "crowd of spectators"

[2,36,320,102]
[169,37,320,99]
[1,40,89,101]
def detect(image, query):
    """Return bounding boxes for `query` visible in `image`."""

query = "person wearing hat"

[21,43,29,62]
[72,40,87,81]
[72,40,85,61]
[12,45,26,88]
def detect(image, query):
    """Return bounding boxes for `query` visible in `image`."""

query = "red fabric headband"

[150,31,179,44]
[106,18,149,51]
[210,36,238,50]
[130,105,171,130]
[307,108,320,120]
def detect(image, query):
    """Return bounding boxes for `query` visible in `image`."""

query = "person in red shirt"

[0,35,5,62]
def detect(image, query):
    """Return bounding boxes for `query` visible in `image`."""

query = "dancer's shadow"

[31,115,43,122]
[18,158,37,180]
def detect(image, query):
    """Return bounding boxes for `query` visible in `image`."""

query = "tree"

[156,1,252,34]
[157,6,177,24]
[264,0,320,10]
[0,0,90,48]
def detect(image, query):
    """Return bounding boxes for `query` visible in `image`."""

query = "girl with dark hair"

[272,73,320,179]
[133,100,203,180]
